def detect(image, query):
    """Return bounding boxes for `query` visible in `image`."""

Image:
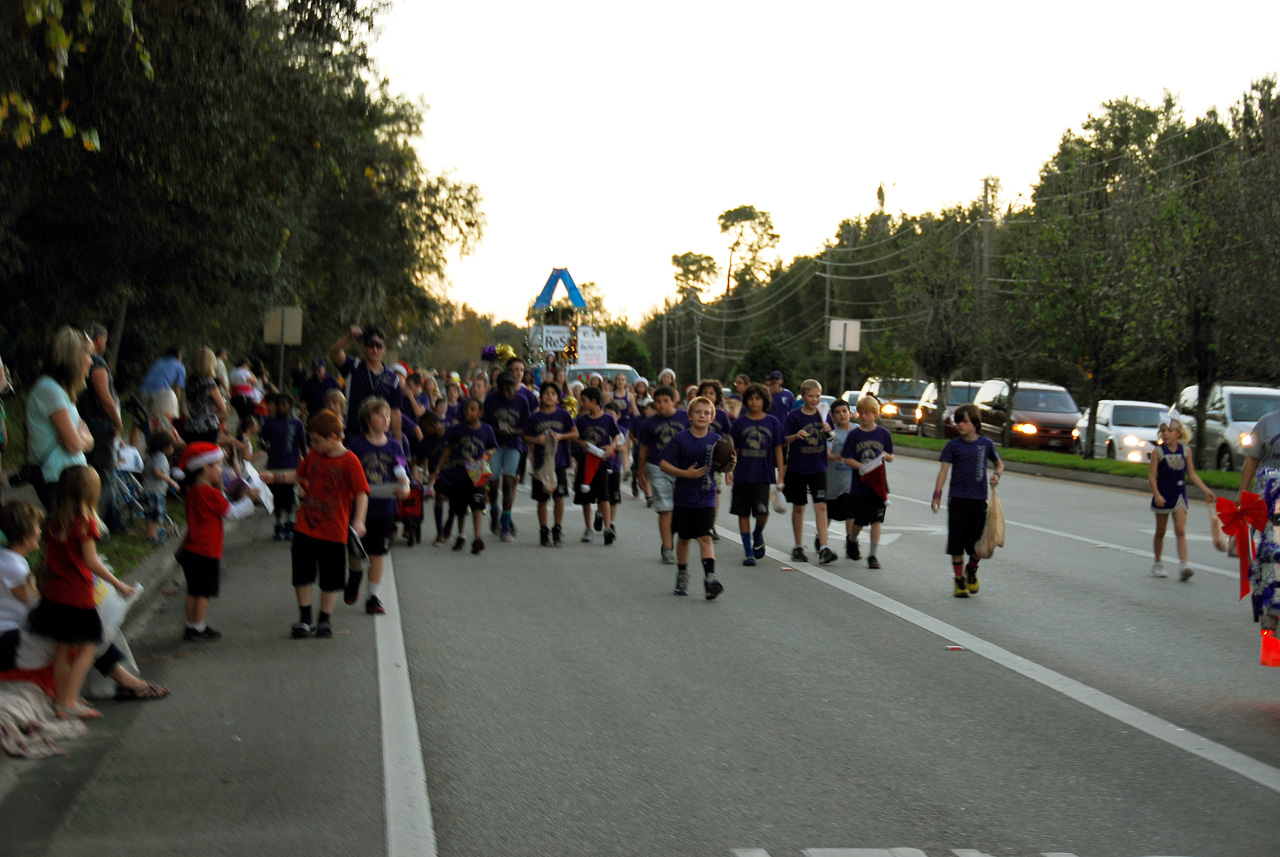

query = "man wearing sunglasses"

[329,325,406,443]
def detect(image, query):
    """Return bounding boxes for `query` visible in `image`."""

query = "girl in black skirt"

[27,466,134,719]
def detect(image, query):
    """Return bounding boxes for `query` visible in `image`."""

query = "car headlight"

[1241,432,1254,447]
[1126,451,1144,462]
[1014,422,1038,435]
[881,403,899,416]
[1122,435,1145,447]
[914,407,922,420]
[1071,428,1080,438]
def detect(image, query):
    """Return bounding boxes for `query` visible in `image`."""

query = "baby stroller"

[397,481,426,547]
[113,438,176,539]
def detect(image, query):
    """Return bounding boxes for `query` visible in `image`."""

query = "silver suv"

[1175,382,1280,470]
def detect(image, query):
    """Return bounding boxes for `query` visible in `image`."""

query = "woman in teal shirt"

[26,326,95,510]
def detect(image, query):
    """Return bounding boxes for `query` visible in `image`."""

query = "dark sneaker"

[1179,565,1194,582]
[343,570,364,606]
[471,538,485,555]
[710,530,720,542]
[742,556,756,566]
[552,525,564,547]
[540,526,552,547]
[273,523,284,541]
[704,574,724,600]
[365,595,386,615]
[291,621,315,638]
[284,528,294,541]
[753,532,765,559]
[819,546,838,564]
[674,569,690,596]
[846,537,860,561]
[452,536,466,551]
[315,620,333,639]
[603,525,615,546]
[594,511,603,532]
[867,555,881,570]
[790,547,808,563]
[184,626,222,642]
[631,474,639,498]
[954,576,969,598]
[966,568,979,594]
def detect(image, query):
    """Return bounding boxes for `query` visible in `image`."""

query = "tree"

[733,335,790,387]
[718,205,779,293]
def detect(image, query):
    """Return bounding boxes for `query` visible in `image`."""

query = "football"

[712,435,735,472]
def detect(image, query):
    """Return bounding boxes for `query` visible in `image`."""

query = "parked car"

[915,381,979,438]
[1174,382,1280,470]
[845,377,928,433]
[1074,400,1166,461]
[973,379,1081,451]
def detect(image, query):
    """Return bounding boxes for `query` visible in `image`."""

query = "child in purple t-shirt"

[931,403,1003,598]
[573,388,619,546]
[346,397,410,614]
[782,380,836,564]
[259,393,308,541]
[431,398,497,555]
[523,382,578,547]
[729,383,784,566]
[840,396,895,569]
[660,396,728,599]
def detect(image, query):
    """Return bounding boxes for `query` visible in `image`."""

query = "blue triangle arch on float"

[532,268,587,310]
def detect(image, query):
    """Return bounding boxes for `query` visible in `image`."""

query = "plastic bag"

[973,487,1005,559]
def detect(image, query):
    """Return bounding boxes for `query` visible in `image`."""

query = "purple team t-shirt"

[841,425,894,496]
[260,416,307,469]
[638,411,689,464]
[444,422,497,478]
[730,413,783,484]
[660,429,721,508]
[769,389,795,423]
[940,435,1000,500]
[783,408,831,474]
[524,407,575,469]
[348,435,409,520]
[483,392,532,450]
[574,412,618,461]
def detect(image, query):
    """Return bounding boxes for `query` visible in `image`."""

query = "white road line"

[730,529,1280,796]
[892,493,1233,579]
[378,558,438,857]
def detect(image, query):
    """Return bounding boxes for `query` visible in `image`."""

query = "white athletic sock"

[869,542,879,557]
[368,581,382,597]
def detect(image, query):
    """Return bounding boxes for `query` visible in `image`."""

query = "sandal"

[54,701,103,720]
[115,680,170,702]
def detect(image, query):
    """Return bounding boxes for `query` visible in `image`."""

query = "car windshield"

[1229,393,1280,423]
[1012,389,1078,413]
[882,379,928,399]
[946,385,977,406]
[1111,406,1164,428]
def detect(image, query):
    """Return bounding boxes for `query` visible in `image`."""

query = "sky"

[370,1,1280,326]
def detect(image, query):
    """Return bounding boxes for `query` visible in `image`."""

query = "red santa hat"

[857,454,889,501]
[175,441,224,477]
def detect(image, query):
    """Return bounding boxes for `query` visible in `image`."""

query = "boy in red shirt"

[175,443,257,642]
[284,411,369,638]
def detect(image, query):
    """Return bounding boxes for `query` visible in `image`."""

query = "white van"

[565,363,641,388]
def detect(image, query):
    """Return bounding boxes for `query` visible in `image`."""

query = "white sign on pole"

[577,326,608,365]
[264,307,303,345]
[532,324,572,353]
[827,318,861,352]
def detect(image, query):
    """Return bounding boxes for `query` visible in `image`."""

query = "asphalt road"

[4,456,1277,857]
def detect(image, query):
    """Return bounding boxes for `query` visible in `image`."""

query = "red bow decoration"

[1217,492,1268,599]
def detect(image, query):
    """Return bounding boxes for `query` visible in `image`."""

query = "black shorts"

[946,497,988,557]
[531,466,569,502]
[291,531,348,591]
[178,549,221,598]
[729,482,772,518]
[673,505,717,541]
[783,470,827,506]
[574,460,612,506]
[607,470,623,506]
[363,517,396,556]
[847,493,886,526]
[27,598,102,645]
[270,483,297,514]
[447,478,488,513]
[827,492,853,522]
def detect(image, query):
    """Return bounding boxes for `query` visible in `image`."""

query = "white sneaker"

[661,546,675,564]
[582,528,594,543]
[1150,561,1167,578]
[1179,565,1194,581]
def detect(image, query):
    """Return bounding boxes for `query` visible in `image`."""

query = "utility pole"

[662,307,668,373]
[981,176,993,379]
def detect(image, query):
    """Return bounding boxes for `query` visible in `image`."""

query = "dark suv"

[973,379,1081,450]
[847,377,928,434]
